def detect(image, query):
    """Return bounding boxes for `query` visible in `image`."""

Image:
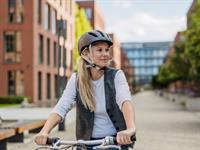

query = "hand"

[35,131,49,145]
[116,128,136,145]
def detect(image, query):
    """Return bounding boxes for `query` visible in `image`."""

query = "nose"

[102,50,110,56]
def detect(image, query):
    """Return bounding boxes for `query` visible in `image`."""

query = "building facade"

[76,0,105,31]
[108,33,121,69]
[122,42,172,86]
[0,0,75,104]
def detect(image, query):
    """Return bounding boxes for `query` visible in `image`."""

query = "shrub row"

[0,96,27,104]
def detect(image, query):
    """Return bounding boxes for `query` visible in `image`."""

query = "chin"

[101,64,109,68]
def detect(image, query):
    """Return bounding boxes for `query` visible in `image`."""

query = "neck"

[90,68,104,80]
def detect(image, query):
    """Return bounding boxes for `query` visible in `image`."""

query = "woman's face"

[91,42,111,68]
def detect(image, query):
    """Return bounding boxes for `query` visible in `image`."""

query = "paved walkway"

[133,91,200,150]
[4,91,200,150]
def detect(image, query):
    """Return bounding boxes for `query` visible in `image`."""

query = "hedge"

[0,96,27,104]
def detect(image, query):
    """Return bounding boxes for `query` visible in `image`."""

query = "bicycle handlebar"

[36,134,136,150]
[46,134,136,146]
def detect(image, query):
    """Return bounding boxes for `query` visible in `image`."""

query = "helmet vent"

[88,32,98,37]
[96,30,105,37]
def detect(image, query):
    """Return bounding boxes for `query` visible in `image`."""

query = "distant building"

[108,34,121,69]
[0,0,75,104]
[122,42,172,86]
[120,48,134,93]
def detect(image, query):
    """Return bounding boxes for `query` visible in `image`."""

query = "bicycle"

[35,135,136,150]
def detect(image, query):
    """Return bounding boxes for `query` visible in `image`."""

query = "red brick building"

[0,0,75,104]
[76,0,105,31]
[108,34,122,69]
[121,48,134,93]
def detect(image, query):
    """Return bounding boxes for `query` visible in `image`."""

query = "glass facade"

[122,42,172,86]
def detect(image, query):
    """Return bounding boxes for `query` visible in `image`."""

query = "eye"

[97,48,102,52]
[105,48,110,52]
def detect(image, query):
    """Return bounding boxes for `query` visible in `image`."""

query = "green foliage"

[157,64,178,86]
[151,75,163,88]
[0,96,26,104]
[185,1,200,80]
[168,41,191,81]
[73,4,92,71]
[155,1,200,90]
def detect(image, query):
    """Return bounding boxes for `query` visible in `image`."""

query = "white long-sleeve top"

[52,70,132,138]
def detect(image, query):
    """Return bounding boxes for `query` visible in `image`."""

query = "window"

[38,34,43,64]
[63,47,66,68]
[47,38,50,66]
[37,0,42,24]
[54,75,58,98]
[85,8,92,21]
[4,31,22,63]
[51,9,57,34]
[8,71,15,95]
[46,73,51,99]
[57,19,67,38]
[62,20,67,39]
[58,45,61,67]
[53,42,57,67]
[8,70,24,96]
[44,3,51,30]
[8,0,24,23]
[38,72,42,100]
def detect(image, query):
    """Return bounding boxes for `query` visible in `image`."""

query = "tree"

[157,64,178,86]
[185,1,200,91]
[168,41,190,81]
[73,4,92,71]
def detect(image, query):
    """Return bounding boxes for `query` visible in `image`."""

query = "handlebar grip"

[46,137,60,145]
[113,134,136,144]
[131,134,136,142]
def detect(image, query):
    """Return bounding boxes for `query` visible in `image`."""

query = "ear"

[81,48,88,56]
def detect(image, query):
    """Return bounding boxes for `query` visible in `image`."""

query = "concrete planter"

[186,97,200,111]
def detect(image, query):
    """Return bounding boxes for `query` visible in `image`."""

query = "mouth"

[100,58,109,61]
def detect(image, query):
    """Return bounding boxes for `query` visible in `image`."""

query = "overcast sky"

[96,0,193,42]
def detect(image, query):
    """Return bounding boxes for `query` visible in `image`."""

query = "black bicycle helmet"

[78,30,113,55]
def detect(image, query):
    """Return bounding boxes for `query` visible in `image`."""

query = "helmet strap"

[81,45,106,71]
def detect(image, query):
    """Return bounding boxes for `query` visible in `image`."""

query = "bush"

[0,96,27,104]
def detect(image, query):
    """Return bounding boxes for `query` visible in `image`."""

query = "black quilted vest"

[75,67,126,140]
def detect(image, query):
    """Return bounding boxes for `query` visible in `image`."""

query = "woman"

[35,30,136,149]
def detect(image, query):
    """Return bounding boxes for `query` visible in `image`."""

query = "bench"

[0,129,15,150]
[0,119,46,142]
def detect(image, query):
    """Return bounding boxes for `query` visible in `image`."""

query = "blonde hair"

[77,58,96,112]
